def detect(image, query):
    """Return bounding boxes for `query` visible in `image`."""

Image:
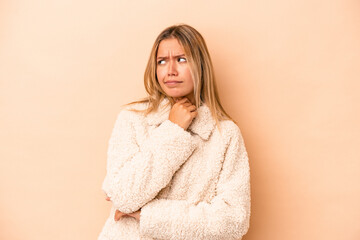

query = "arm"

[102,109,197,213]
[139,127,251,240]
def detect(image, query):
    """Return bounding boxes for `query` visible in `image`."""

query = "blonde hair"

[124,24,235,130]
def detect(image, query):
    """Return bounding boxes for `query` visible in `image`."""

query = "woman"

[98,24,251,240]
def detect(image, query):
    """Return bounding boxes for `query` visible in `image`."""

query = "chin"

[162,89,192,99]
[168,95,189,101]
[164,92,186,98]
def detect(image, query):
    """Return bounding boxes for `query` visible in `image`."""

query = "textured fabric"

[98,97,251,240]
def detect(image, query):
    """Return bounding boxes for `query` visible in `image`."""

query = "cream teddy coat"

[98,97,251,240]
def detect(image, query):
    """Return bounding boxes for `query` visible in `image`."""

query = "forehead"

[157,38,185,56]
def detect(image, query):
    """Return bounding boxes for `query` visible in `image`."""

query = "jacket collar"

[146,97,216,140]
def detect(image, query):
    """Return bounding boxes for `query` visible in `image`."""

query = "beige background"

[1,0,359,239]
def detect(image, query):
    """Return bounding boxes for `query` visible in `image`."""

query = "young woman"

[98,24,251,240]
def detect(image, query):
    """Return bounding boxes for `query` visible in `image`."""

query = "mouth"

[165,81,182,86]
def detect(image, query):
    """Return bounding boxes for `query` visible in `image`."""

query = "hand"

[114,209,141,221]
[169,97,197,130]
[105,194,110,201]
[106,194,141,221]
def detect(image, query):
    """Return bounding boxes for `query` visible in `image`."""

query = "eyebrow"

[156,54,186,60]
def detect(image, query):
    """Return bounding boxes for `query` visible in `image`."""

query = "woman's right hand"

[168,97,198,130]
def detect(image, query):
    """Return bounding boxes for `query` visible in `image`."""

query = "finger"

[182,102,193,107]
[178,97,189,103]
[190,110,198,118]
[115,210,126,221]
[114,211,120,221]
[105,194,110,201]
[188,105,197,112]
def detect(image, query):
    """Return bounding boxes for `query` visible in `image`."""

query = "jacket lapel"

[146,97,216,140]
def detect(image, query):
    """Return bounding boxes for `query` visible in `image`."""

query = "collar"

[146,97,216,140]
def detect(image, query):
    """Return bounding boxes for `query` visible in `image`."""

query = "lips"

[165,81,182,85]
[165,80,182,83]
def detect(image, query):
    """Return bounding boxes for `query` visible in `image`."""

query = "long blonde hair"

[124,24,234,130]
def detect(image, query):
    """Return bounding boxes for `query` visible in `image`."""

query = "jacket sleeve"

[139,127,251,240]
[102,109,197,213]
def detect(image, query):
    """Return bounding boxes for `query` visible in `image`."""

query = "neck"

[172,93,195,105]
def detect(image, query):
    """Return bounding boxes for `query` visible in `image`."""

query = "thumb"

[175,97,186,102]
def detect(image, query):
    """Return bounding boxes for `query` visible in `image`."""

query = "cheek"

[156,68,165,81]
[184,68,193,84]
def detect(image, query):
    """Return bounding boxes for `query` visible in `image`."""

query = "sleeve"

[102,109,197,213]
[139,127,251,240]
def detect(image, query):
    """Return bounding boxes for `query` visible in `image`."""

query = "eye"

[178,57,186,62]
[157,59,166,65]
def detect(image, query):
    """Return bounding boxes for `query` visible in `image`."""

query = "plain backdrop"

[0,0,359,239]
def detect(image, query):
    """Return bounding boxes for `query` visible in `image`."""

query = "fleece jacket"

[98,97,251,240]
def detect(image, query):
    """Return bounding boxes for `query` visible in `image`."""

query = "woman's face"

[156,38,194,102]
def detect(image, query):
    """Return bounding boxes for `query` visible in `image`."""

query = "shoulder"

[115,101,149,124]
[217,119,244,144]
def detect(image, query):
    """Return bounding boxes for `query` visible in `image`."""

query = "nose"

[167,59,178,76]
